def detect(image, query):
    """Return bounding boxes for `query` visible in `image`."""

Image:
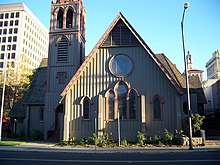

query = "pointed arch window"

[153,96,162,120]
[66,9,73,28]
[57,36,68,62]
[117,82,128,119]
[57,9,63,28]
[83,97,90,120]
[129,89,137,119]
[108,90,115,120]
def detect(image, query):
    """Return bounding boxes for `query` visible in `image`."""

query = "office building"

[0,3,49,77]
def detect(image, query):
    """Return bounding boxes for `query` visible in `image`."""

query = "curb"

[1,144,220,154]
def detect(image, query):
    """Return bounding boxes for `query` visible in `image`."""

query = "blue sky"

[1,0,220,79]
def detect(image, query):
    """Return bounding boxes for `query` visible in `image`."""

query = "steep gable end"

[61,12,183,97]
[101,19,140,47]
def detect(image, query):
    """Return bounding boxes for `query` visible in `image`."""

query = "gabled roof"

[155,53,187,88]
[9,59,47,118]
[61,12,183,97]
[156,54,207,104]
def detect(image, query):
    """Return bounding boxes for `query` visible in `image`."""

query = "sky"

[1,0,220,79]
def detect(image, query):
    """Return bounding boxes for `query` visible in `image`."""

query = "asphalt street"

[0,151,220,165]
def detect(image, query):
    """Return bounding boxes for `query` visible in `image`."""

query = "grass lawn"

[0,140,26,146]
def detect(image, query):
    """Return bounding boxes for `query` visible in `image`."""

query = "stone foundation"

[180,137,204,146]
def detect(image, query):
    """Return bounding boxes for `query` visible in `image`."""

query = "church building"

[49,0,184,142]
[10,0,206,142]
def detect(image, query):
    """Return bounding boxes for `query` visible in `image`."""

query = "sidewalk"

[1,141,220,153]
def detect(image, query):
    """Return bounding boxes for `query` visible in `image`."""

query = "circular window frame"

[109,54,133,78]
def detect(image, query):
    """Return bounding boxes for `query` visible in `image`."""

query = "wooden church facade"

[59,13,183,142]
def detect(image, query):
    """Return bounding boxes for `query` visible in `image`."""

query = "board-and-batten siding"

[28,106,44,134]
[64,45,182,140]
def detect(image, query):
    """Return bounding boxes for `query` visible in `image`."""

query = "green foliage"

[57,130,185,148]
[137,131,146,146]
[58,140,68,146]
[164,129,174,145]
[137,130,183,146]
[185,113,205,135]
[68,137,77,146]
[79,138,90,146]
[91,133,115,147]
[163,129,181,145]
[121,137,128,147]
[191,114,205,133]
[152,135,163,145]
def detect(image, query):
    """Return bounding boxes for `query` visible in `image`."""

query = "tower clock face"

[109,54,133,77]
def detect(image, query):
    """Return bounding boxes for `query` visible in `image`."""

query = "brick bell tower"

[45,0,86,140]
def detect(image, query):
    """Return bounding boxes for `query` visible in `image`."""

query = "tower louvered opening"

[57,36,68,62]
[101,20,140,47]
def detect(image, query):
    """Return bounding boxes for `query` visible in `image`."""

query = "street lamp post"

[0,53,7,141]
[181,2,193,150]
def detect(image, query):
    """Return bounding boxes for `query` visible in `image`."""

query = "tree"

[0,55,34,117]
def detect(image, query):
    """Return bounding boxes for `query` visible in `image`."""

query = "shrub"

[137,131,146,146]
[153,135,163,145]
[121,137,128,147]
[185,113,205,135]
[58,140,68,146]
[163,129,180,145]
[68,137,77,146]
[164,129,173,145]
[91,133,114,147]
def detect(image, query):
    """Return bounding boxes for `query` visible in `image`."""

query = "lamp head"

[184,2,190,9]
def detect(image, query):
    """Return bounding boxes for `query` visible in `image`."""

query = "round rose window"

[109,54,133,77]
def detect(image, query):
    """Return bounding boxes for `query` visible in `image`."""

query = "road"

[0,151,220,165]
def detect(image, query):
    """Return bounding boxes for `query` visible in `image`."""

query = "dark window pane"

[14,28,18,34]
[117,82,127,119]
[57,9,63,28]
[10,13,14,18]
[12,44,16,50]
[11,53,15,59]
[129,90,137,119]
[13,36,17,42]
[1,45,5,51]
[16,12,19,18]
[4,21,8,26]
[108,91,115,120]
[66,9,73,28]
[5,13,9,19]
[15,20,19,26]
[10,20,13,26]
[3,29,7,34]
[83,98,90,120]
[8,37,12,42]
[154,97,161,120]
[9,28,13,34]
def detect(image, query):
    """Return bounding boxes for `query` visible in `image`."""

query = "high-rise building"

[0,3,49,77]
[206,50,220,79]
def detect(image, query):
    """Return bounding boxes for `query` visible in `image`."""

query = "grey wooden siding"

[63,45,182,141]
[29,106,44,134]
